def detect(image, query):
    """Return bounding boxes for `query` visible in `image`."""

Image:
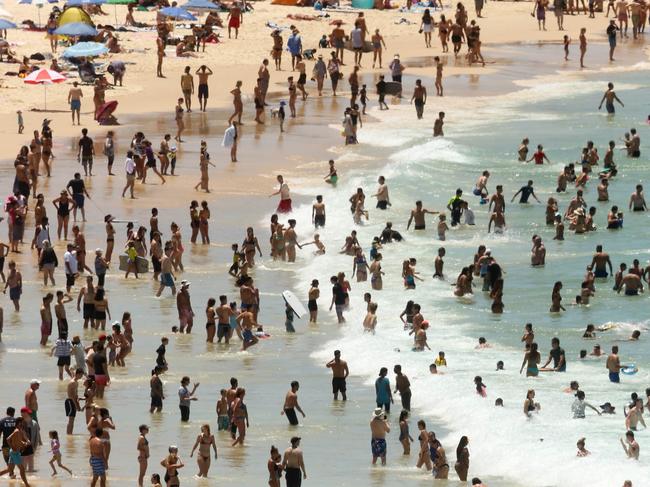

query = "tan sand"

[0,1,625,162]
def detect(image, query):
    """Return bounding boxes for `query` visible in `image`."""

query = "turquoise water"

[288,46,650,486]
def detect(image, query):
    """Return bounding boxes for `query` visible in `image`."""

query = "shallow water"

[289,44,650,487]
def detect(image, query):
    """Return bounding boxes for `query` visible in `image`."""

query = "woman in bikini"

[170,222,184,272]
[288,76,297,118]
[199,201,210,244]
[438,14,450,52]
[93,288,111,331]
[190,424,217,477]
[231,388,249,447]
[520,342,541,377]
[189,201,200,244]
[243,227,262,266]
[160,446,184,487]
[352,248,370,282]
[369,253,384,290]
[371,29,386,68]
[227,81,243,125]
[137,424,150,487]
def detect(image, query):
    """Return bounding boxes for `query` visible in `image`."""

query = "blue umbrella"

[62,41,108,57]
[54,22,98,36]
[66,0,107,5]
[159,6,197,20]
[18,0,58,4]
[181,0,221,10]
[0,19,18,29]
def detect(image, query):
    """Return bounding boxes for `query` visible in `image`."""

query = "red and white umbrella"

[24,68,66,110]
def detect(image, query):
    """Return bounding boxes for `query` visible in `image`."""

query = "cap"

[30,379,41,385]
[181,280,191,288]
[280,101,287,106]
[104,214,114,223]
[600,402,615,410]
[20,407,32,414]
[95,248,103,254]
[42,118,51,124]
[372,407,384,418]
[98,333,107,340]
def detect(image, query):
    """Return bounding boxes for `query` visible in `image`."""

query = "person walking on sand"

[227,1,243,39]
[67,82,82,126]
[174,98,185,143]
[180,66,194,113]
[196,65,213,112]
[228,81,243,125]
[607,20,619,61]
[599,82,624,114]
[370,408,390,465]
[222,122,238,163]
[156,36,165,78]
[121,151,136,199]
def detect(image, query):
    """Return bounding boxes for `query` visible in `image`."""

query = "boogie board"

[384,81,402,96]
[621,363,638,375]
[118,254,150,273]
[282,290,307,319]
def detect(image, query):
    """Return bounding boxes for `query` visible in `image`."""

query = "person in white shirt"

[222,122,238,163]
[121,150,136,199]
[63,244,78,293]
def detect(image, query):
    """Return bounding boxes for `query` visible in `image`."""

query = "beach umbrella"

[23,68,66,110]
[181,0,221,11]
[0,18,17,28]
[62,40,108,57]
[18,0,58,27]
[0,5,14,19]
[66,0,106,5]
[53,21,97,35]
[159,6,197,20]
[106,0,135,25]
[96,99,117,123]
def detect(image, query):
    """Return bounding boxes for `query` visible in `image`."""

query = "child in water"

[48,430,73,476]
[437,214,449,241]
[284,301,295,333]
[563,35,570,61]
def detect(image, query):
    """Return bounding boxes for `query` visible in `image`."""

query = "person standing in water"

[370,408,391,465]
[326,350,349,400]
[281,381,306,426]
[282,437,306,486]
[598,82,624,114]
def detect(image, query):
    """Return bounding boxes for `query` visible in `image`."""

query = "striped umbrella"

[24,68,66,110]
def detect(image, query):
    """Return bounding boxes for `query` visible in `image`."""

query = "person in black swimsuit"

[53,190,75,240]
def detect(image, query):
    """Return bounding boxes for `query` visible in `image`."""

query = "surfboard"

[384,81,402,96]
[282,290,306,319]
[621,363,638,375]
[118,254,150,273]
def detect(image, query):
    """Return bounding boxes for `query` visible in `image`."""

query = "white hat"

[180,280,191,288]
[30,379,41,385]
[373,407,384,418]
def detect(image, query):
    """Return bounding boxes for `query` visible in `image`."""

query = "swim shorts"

[609,371,620,383]
[65,398,77,417]
[217,415,230,431]
[9,449,22,466]
[217,323,230,340]
[90,456,105,476]
[371,438,387,457]
[277,199,292,213]
[9,286,21,301]
[284,407,299,425]
[594,269,608,278]
[242,329,253,343]
[70,100,81,111]
[73,193,85,208]
[332,377,346,394]
[160,273,175,287]
[198,84,209,99]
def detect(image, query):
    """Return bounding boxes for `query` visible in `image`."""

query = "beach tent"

[56,6,93,27]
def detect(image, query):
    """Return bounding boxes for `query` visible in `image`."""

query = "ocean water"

[286,47,650,486]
